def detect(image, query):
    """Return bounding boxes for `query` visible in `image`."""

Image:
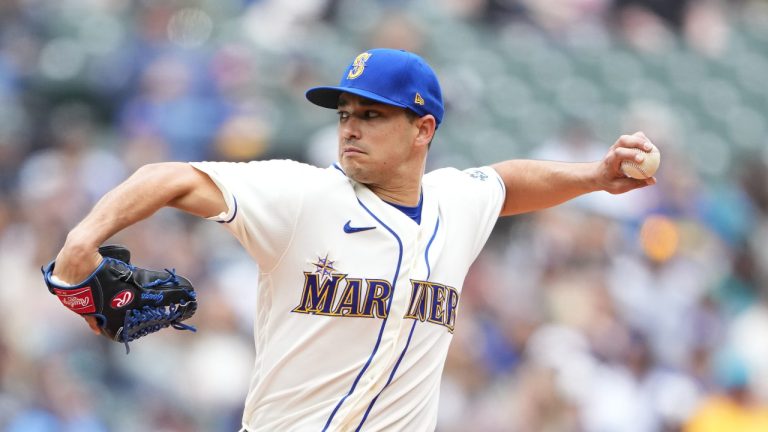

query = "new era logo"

[414,92,425,105]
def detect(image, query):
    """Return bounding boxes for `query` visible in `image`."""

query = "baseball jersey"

[190,160,505,431]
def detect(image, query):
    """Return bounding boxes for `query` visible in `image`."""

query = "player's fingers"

[613,147,646,163]
[605,177,652,194]
[603,147,644,174]
[612,133,650,151]
[84,316,101,335]
[629,177,656,190]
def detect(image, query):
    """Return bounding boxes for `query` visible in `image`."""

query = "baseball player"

[51,48,656,431]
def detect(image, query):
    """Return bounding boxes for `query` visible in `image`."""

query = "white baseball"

[620,142,660,179]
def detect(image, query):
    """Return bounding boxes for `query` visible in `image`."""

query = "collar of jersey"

[332,163,423,224]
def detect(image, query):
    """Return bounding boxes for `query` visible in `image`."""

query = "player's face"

[336,94,421,184]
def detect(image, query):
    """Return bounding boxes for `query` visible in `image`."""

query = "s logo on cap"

[347,52,371,79]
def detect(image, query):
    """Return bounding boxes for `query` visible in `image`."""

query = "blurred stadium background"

[2,0,768,431]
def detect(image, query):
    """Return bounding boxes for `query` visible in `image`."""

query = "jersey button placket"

[380,241,421,373]
[361,245,414,399]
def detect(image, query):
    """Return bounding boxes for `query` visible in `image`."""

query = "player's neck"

[373,156,425,205]
[364,150,427,206]
[369,182,422,206]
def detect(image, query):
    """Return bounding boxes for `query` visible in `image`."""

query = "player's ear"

[414,115,436,149]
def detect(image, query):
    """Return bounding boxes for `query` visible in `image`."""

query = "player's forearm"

[492,159,599,216]
[56,163,224,282]
[66,163,193,247]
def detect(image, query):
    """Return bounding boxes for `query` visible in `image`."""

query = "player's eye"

[363,110,380,119]
[337,111,349,120]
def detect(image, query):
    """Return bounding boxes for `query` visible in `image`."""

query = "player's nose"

[340,117,362,140]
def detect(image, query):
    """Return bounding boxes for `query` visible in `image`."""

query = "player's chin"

[340,160,372,183]
[340,153,367,169]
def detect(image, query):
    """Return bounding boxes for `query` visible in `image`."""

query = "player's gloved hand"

[42,245,198,353]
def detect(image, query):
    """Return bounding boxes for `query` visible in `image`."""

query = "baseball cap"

[306,48,444,126]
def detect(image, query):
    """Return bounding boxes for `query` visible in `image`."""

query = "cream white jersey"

[190,160,505,432]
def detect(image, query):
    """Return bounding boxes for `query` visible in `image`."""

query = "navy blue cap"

[306,49,444,126]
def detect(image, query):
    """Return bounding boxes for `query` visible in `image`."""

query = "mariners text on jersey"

[292,271,459,332]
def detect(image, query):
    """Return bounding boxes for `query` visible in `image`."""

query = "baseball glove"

[42,245,197,353]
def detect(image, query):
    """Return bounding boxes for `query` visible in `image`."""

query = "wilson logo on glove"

[110,290,135,309]
[53,287,96,314]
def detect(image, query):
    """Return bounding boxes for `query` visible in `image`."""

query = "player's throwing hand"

[596,131,658,194]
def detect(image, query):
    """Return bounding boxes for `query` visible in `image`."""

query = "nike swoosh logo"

[343,220,376,234]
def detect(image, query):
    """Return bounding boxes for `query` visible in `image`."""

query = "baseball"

[620,141,660,179]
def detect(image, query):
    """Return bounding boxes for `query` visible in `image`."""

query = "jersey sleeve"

[428,166,506,259]
[190,160,313,272]
[462,166,506,257]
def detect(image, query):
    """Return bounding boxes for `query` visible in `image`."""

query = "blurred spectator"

[684,351,768,432]
[118,54,226,162]
[683,0,731,58]
[612,0,690,30]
